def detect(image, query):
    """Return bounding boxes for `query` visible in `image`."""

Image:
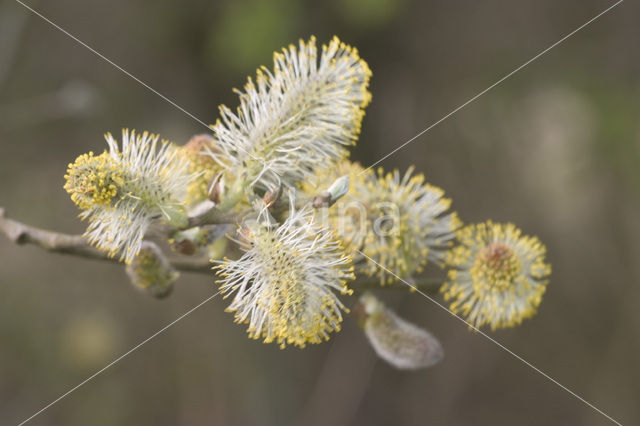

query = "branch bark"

[0,207,443,291]
[0,207,212,273]
[185,195,314,228]
[187,206,251,228]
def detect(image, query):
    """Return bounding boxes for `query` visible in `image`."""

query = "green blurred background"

[1,0,639,424]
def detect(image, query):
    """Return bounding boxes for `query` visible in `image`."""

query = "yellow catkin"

[441,221,551,330]
[211,36,372,192]
[301,161,460,285]
[216,207,354,349]
[64,151,124,210]
[63,130,195,263]
[181,134,221,206]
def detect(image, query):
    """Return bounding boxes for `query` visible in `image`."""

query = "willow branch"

[187,207,251,228]
[186,195,316,228]
[1,207,444,289]
[0,207,212,273]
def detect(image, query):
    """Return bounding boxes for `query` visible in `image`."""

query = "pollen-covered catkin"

[441,221,551,330]
[209,36,372,193]
[64,130,195,263]
[216,206,354,348]
[302,161,460,285]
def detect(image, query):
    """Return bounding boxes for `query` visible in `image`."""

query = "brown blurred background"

[1,0,639,425]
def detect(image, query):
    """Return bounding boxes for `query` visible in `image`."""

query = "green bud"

[126,242,179,299]
[326,175,350,203]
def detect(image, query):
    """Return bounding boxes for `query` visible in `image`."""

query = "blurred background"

[1,0,639,424]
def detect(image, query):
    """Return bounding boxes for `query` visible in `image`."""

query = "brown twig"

[187,206,251,228]
[0,207,212,273]
[185,195,315,228]
[0,207,443,290]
